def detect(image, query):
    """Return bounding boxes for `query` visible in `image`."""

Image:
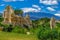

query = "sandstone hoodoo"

[3,5,32,27]
[50,17,56,29]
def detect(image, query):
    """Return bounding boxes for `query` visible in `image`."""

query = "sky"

[0,0,60,16]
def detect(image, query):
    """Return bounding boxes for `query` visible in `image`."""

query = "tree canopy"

[14,9,23,16]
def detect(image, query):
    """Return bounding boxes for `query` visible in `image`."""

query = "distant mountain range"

[0,12,60,20]
[0,13,2,17]
[24,12,60,20]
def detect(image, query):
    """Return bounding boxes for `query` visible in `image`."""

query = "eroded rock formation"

[50,17,56,29]
[3,5,32,27]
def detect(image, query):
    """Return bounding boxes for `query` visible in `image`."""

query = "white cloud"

[47,7,55,11]
[21,8,41,13]
[21,5,41,13]
[3,0,24,2]
[54,11,60,16]
[32,5,41,10]
[55,14,60,16]
[40,0,58,5]
[32,5,39,8]
[0,4,5,6]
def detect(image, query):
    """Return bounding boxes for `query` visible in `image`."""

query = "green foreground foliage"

[0,16,60,40]
[37,26,60,40]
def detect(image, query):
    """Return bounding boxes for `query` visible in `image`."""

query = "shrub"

[56,23,60,27]
[12,26,28,34]
[7,24,13,32]
[3,24,13,32]
[38,27,59,40]
[0,17,4,22]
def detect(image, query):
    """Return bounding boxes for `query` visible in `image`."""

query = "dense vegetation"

[33,18,60,40]
[0,12,60,40]
[37,25,60,40]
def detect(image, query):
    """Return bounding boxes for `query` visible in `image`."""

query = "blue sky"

[0,0,60,16]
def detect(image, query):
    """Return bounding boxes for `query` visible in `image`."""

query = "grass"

[0,31,38,40]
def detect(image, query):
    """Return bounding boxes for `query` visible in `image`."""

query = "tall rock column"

[50,17,56,29]
[3,5,14,24]
[24,14,32,28]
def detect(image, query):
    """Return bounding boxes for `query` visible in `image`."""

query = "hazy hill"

[0,12,60,20]
[24,12,60,20]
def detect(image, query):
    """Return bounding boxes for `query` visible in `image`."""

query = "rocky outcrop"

[3,5,14,24]
[3,5,32,27]
[50,17,56,29]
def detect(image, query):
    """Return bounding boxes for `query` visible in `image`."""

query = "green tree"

[14,9,23,17]
[37,26,59,40]
[0,17,4,22]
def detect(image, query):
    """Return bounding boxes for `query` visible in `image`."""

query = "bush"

[38,27,59,40]
[56,23,60,27]
[0,17,4,22]
[12,26,28,34]
[3,24,13,32]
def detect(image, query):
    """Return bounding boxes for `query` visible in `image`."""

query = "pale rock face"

[3,5,14,24]
[50,17,55,29]
[24,14,32,27]
[3,5,32,27]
